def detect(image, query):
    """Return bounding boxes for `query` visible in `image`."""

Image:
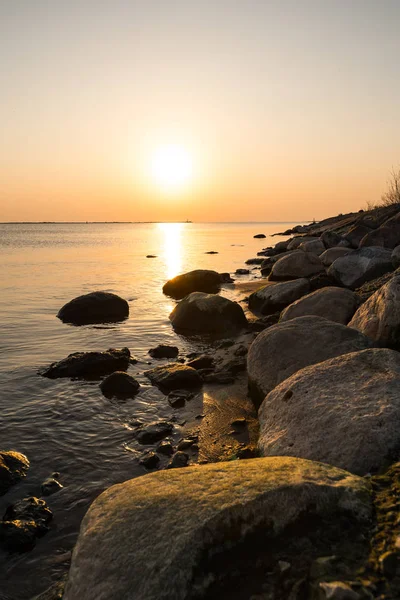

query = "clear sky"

[1,0,400,222]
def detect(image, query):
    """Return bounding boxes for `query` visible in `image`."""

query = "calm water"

[0,222,296,598]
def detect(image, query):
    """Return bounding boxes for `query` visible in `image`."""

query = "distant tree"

[381,166,400,206]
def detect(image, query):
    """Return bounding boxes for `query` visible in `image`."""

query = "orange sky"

[1,1,400,222]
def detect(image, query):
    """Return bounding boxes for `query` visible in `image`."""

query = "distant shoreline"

[0,220,311,225]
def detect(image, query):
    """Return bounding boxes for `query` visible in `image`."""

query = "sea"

[0,221,298,598]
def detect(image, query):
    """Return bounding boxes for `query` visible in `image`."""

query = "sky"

[1,0,400,222]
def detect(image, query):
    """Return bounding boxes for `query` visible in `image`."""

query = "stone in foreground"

[162,269,222,299]
[100,371,140,399]
[247,316,372,403]
[258,348,400,475]
[269,251,324,280]
[248,278,310,314]
[349,274,400,349]
[280,287,357,325]
[40,347,131,379]
[57,291,129,325]
[145,363,202,392]
[328,247,393,289]
[0,451,29,496]
[169,292,247,334]
[63,457,371,600]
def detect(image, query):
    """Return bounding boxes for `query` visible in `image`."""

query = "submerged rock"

[40,347,130,379]
[162,269,222,299]
[41,477,63,496]
[247,316,372,403]
[258,348,400,475]
[0,451,29,496]
[135,421,174,444]
[169,292,247,334]
[0,496,52,552]
[57,291,129,325]
[148,345,179,359]
[100,371,140,399]
[280,287,357,325]
[145,363,202,392]
[63,457,372,600]
[248,279,310,314]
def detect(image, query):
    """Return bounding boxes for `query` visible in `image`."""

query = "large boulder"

[320,247,354,267]
[328,247,393,289]
[248,279,310,314]
[57,291,129,325]
[145,363,202,392]
[280,287,357,325]
[40,347,131,379]
[269,252,324,281]
[162,270,222,299]
[349,275,400,349]
[359,225,400,249]
[260,250,300,276]
[63,457,372,600]
[299,239,325,255]
[286,236,318,250]
[258,348,400,475]
[344,224,372,248]
[169,292,247,334]
[0,451,29,496]
[321,230,349,249]
[247,316,372,403]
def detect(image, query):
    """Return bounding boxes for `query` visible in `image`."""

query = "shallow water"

[0,221,296,598]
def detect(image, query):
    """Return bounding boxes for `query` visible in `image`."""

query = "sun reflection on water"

[158,222,183,280]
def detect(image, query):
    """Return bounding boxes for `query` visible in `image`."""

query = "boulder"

[235,268,250,275]
[63,457,371,600]
[0,451,29,496]
[57,291,129,325]
[344,225,372,248]
[392,245,400,268]
[349,275,400,349]
[260,250,301,276]
[148,345,179,359]
[321,231,348,249]
[162,270,221,299]
[299,239,326,255]
[359,225,400,249]
[135,421,174,444]
[169,292,247,334]
[280,287,357,325]
[100,371,140,399]
[0,496,52,552]
[245,257,265,265]
[286,236,318,250]
[320,247,354,267]
[253,233,266,238]
[258,348,400,475]
[247,316,372,403]
[328,247,393,289]
[40,347,130,379]
[269,252,324,281]
[145,363,202,392]
[248,279,310,314]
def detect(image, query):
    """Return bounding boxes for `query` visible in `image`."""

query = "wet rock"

[0,497,52,552]
[320,247,354,267]
[219,272,234,283]
[187,355,215,370]
[349,275,400,349]
[63,457,372,600]
[167,452,189,469]
[328,247,394,289]
[280,287,357,325]
[136,421,174,444]
[57,291,129,325]
[167,389,194,408]
[249,279,310,314]
[258,348,400,475]
[169,292,247,334]
[41,347,131,379]
[139,452,160,470]
[248,316,372,403]
[0,451,29,496]
[156,441,174,456]
[148,345,179,359]
[235,268,250,275]
[245,257,265,265]
[162,269,222,299]
[254,233,266,238]
[269,252,324,281]
[145,363,202,392]
[41,477,63,496]
[100,371,140,399]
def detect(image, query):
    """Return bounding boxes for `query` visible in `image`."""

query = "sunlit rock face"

[63,457,372,600]
[169,292,247,334]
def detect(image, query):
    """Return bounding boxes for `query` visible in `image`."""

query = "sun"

[150,144,193,193]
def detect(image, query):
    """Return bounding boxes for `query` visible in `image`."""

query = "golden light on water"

[158,222,183,280]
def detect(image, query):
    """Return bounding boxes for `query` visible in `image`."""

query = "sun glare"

[150,144,193,193]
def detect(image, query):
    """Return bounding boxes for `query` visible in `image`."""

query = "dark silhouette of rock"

[57,291,129,325]
[145,363,202,392]
[40,347,130,379]
[136,421,174,444]
[148,345,179,359]
[0,496,52,552]
[100,371,140,399]
[253,233,266,238]
[169,292,247,334]
[0,451,29,496]
[162,270,221,299]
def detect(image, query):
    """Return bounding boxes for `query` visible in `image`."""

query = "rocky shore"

[4,204,400,599]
